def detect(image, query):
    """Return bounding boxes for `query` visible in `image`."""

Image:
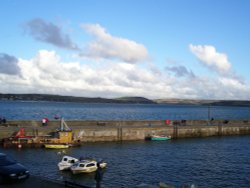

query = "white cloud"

[24,20,149,63]
[189,44,231,75]
[3,50,156,97]
[219,77,249,92]
[80,24,149,63]
[188,43,250,99]
[1,50,250,100]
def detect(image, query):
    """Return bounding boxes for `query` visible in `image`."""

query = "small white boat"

[58,156,79,171]
[70,159,107,174]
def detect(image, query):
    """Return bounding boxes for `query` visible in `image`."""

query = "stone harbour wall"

[0,120,250,142]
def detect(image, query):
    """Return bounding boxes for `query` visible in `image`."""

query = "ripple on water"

[1,136,250,187]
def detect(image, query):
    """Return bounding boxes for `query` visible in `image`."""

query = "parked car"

[0,153,29,184]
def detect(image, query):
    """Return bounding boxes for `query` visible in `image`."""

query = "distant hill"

[115,97,155,104]
[154,98,250,106]
[0,94,155,104]
[154,99,213,105]
[1,93,250,106]
[209,100,250,106]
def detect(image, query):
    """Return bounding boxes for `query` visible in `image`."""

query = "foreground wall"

[0,120,250,142]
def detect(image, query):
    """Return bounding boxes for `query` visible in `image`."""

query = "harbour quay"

[0,119,250,144]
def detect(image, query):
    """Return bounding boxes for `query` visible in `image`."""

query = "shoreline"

[2,94,250,106]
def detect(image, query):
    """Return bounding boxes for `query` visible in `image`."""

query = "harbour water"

[1,136,250,188]
[1,101,250,187]
[1,101,250,120]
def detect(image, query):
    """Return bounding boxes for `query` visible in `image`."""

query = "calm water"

[1,136,250,188]
[1,101,250,120]
[1,101,250,187]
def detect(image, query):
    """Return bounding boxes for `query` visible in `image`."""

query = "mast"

[60,117,71,131]
[208,104,211,121]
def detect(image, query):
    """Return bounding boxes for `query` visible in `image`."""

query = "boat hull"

[151,138,170,141]
[71,167,97,174]
[70,162,107,174]
[44,144,69,149]
[58,164,71,171]
[151,136,171,141]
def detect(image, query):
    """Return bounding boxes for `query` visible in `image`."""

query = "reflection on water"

[2,136,250,188]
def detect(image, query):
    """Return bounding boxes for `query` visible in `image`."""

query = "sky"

[0,0,250,100]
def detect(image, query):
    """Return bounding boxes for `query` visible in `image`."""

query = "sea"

[0,101,250,188]
[1,100,250,120]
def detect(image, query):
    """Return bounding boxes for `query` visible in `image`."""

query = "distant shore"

[1,93,250,106]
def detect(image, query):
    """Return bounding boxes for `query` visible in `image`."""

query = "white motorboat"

[70,159,107,174]
[58,155,79,171]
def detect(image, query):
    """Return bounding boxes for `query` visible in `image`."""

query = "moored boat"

[70,159,107,174]
[151,135,171,141]
[58,155,79,170]
[2,118,80,149]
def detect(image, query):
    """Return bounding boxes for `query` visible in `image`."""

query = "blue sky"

[0,0,250,99]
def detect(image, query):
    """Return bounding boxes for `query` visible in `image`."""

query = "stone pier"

[0,119,250,142]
